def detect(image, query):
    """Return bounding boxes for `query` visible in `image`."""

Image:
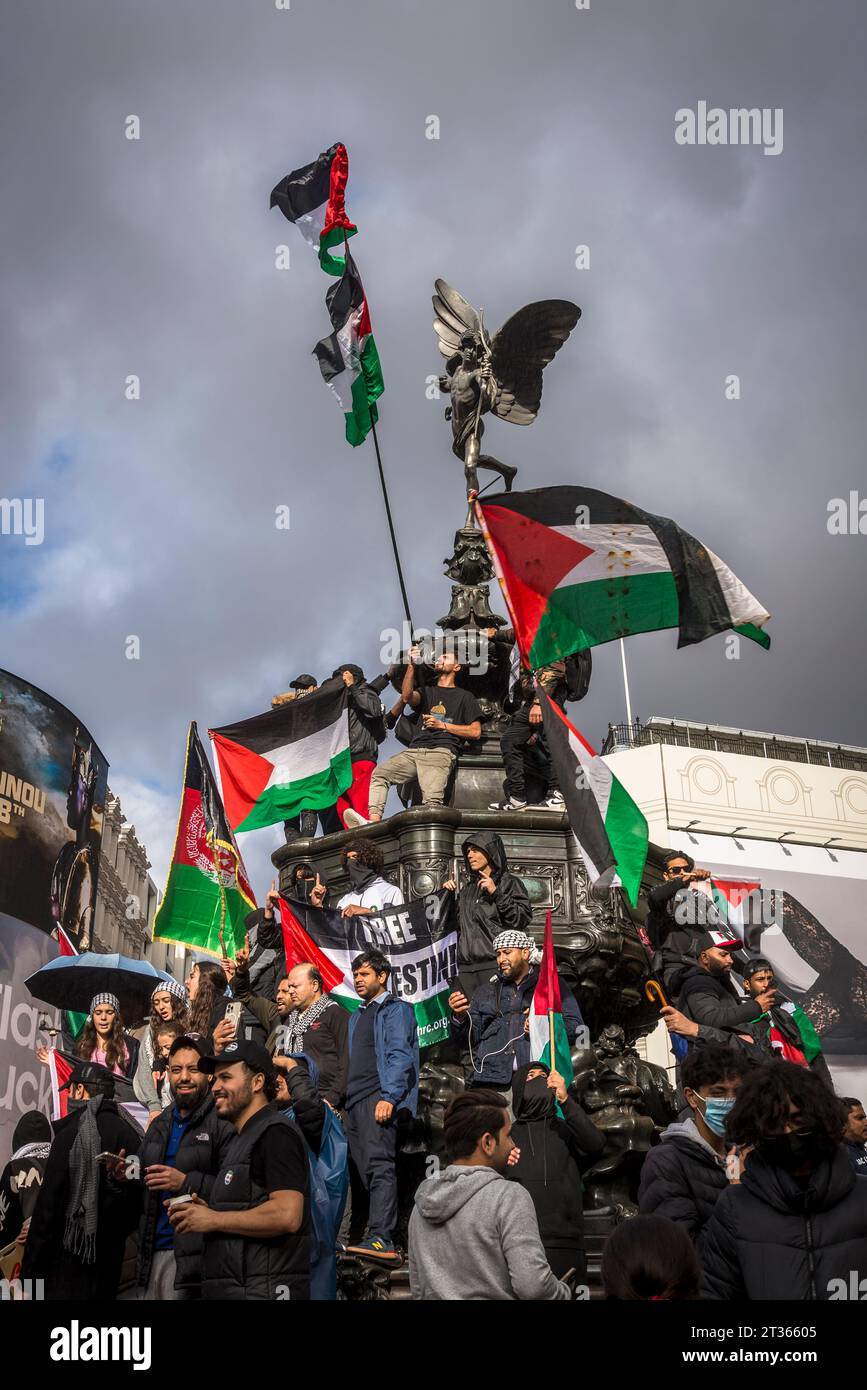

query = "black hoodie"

[506,1062,605,1267]
[455,831,532,967]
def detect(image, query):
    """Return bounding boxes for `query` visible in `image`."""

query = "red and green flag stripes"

[271,142,384,446]
[270,142,357,275]
[540,693,648,907]
[56,924,87,1042]
[313,249,384,447]
[209,684,352,834]
[529,912,574,1087]
[279,892,458,1049]
[476,486,770,669]
[153,723,256,959]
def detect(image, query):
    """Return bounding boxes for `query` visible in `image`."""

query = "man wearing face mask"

[639,1046,750,1254]
[506,1061,605,1280]
[702,1061,867,1300]
[334,841,404,916]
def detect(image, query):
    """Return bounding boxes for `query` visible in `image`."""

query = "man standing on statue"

[344,646,481,825]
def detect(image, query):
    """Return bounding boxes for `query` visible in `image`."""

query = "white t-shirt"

[336,877,405,913]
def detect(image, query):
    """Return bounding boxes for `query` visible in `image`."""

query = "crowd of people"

[5,825,867,1303]
[272,637,584,842]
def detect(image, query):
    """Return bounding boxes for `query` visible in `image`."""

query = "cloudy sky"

[2,0,865,895]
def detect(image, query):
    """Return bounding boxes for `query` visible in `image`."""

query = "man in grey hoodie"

[408,1090,571,1301]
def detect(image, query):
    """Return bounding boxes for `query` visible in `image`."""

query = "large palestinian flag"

[476,486,770,668]
[313,248,384,446]
[153,723,256,958]
[270,142,357,275]
[209,684,352,833]
[541,693,648,906]
[278,891,458,1049]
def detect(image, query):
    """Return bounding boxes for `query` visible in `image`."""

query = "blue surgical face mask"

[694,1093,736,1138]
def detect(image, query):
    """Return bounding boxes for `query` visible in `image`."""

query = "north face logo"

[195,1133,210,1142]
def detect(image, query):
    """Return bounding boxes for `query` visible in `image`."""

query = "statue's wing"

[490,300,581,424]
[432,279,483,360]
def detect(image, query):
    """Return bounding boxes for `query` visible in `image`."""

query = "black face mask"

[758,1131,834,1172]
[295,877,315,903]
[516,1076,553,1122]
[347,858,378,892]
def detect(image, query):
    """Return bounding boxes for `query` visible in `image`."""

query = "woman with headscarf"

[506,1060,605,1281]
[133,979,189,1119]
[443,831,532,998]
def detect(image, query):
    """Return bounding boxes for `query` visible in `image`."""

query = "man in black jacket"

[132,1035,234,1300]
[702,1061,867,1300]
[169,1039,310,1301]
[21,1062,142,1301]
[318,664,387,833]
[506,1061,604,1280]
[443,831,532,998]
[639,1046,749,1253]
[677,934,774,1056]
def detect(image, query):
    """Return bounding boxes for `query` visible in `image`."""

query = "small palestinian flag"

[529,912,574,1089]
[314,249,384,446]
[775,1001,823,1064]
[476,486,770,669]
[540,693,648,907]
[209,684,352,833]
[711,877,762,944]
[270,142,357,275]
[153,723,256,958]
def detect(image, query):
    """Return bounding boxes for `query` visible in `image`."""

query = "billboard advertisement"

[0,669,109,951]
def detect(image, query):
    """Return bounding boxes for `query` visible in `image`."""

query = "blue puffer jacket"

[348,993,420,1115]
[451,968,584,1087]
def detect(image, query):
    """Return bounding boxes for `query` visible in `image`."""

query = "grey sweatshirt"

[408,1165,571,1301]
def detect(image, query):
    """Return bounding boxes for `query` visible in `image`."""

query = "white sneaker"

[543,792,565,810]
[488,797,528,811]
[343,809,369,829]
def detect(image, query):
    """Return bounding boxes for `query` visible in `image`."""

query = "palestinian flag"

[775,1002,823,1064]
[270,142,357,275]
[540,693,648,907]
[278,891,458,1049]
[711,877,762,945]
[313,249,384,446]
[529,912,574,1088]
[476,486,770,669]
[209,684,351,834]
[153,723,256,958]
[56,925,87,1043]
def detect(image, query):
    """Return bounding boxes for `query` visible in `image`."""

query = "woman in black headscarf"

[506,1060,605,1281]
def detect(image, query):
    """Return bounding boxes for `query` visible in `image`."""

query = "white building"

[603,718,867,1095]
[93,791,194,987]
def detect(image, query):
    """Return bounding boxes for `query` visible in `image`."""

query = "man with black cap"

[675,932,773,1056]
[318,664,388,833]
[133,1034,234,1300]
[168,1038,310,1300]
[21,1061,143,1300]
[273,674,320,842]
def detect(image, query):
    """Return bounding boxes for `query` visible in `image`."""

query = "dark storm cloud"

[1,0,865,887]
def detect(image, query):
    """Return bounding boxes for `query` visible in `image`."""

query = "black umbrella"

[25,951,179,1024]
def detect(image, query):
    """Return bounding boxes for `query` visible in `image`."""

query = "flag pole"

[619,638,633,730]
[370,418,414,633]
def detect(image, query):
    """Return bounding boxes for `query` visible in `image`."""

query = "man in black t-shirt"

[170,1039,310,1300]
[348,648,482,824]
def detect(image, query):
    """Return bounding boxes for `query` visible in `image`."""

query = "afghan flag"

[209,684,351,833]
[540,692,647,907]
[476,486,770,669]
[278,891,458,1049]
[153,723,256,958]
[56,925,87,1043]
[529,912,574,1088]
[270,142,357,275]
[313,248,384,446]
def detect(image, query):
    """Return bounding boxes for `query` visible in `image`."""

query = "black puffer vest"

[202,1108,309,1301]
